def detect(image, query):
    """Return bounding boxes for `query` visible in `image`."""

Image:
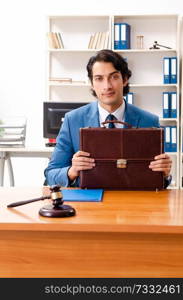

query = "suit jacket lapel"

[124,101,140,128]
[84,101,100,127]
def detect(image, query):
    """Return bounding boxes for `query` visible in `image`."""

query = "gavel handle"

[7,195,51,208]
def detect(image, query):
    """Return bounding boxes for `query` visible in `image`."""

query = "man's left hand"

[149,153,172,176]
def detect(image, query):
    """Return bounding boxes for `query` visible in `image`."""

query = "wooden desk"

[0,187,183,278]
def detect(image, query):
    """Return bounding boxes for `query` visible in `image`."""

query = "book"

[54,32,60,48]
[88,35,94,49]
[62,189,103,202]
[57,32,64,48]
[96,32,102,49]
[104,31,109,49]
[47,33,54,48]
[92,32,100,49]
[51,32,59,49]
[100,32,106,49]
[49,77,72,83]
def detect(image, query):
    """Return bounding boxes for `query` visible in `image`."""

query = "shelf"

[166,152,178,156]
[160,118,178,122]
[48,82,90,87]
[49,83,178,88]
[114,49,177,53]
[130,84,178,88]
[48,48,177,53]
[48,49,99,53]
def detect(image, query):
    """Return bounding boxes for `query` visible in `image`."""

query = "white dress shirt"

[98,101,125,128]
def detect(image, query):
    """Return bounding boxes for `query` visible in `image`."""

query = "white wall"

[0,0,183,186]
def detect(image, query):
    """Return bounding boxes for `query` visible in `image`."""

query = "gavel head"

[49,185,64,207]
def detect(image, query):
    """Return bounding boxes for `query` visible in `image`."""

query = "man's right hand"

[68,151,95,181]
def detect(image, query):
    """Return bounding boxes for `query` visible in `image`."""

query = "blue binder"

[114,23,120,49]
[162,92,170,118]
[163,57,170,84]
[164,126,171,152]
[120,23,131,49]
[170,92,177,118]
[170,57,177,84]
[170,126,177,152]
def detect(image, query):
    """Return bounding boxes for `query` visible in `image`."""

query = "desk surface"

[1,187,183,277]
[0,147,53,153]
[0,187,183,234]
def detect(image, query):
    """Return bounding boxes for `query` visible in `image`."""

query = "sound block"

[39,204,76,218]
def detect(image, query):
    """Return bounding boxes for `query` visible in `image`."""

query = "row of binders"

[88,31,109,49]
[162,92,177,118]
[47,32,64,49]
[114,23,131,49]
[164,126,177,152]
[163,57,177,84]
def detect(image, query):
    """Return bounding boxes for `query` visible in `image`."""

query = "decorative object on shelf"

[136,35,144,49]
[7,185,76,218]
[149,41,172,50]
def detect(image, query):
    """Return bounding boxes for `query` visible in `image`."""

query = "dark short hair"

[86,49,132,97]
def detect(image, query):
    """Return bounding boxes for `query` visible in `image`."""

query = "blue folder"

[120,23,130,49]
[62,189,103,202]
[170,92,177,118]
[170,57,177,84]
[114,23,120,49]
[162,92,170,118]
[164,126,171,152]
[163,57,170,84]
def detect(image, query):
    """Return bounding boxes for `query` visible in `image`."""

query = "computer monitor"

[43,102,88,139]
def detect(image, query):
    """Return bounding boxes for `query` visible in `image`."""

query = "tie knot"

[106,114,116,128]
[106,114,115,121]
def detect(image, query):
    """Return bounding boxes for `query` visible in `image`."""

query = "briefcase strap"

[102,120,132,128]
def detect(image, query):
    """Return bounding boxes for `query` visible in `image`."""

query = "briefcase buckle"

[117,159,127,168]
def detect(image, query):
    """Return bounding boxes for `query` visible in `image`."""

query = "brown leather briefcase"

[80,121,164,190]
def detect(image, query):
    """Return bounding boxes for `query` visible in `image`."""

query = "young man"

[44,49,172,187]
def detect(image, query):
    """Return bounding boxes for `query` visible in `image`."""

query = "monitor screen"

[43,102,88,138]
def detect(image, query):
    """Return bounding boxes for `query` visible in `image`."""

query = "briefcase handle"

[102,120,132,128]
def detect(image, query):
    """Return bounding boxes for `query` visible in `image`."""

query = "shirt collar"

[98,100,125,127]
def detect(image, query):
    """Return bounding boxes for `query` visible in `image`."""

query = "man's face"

[92,61,127,108]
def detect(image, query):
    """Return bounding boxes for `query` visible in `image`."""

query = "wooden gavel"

[7,185,76,218]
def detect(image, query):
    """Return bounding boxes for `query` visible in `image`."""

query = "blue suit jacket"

[44,100,161,187]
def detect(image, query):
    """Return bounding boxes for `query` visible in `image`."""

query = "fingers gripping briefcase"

[80,120,164,190]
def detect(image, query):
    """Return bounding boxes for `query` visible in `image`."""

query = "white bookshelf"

[180,57,183,189]
[111,14,181,189]
[46,14,182,188]
[46,15,111,102]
